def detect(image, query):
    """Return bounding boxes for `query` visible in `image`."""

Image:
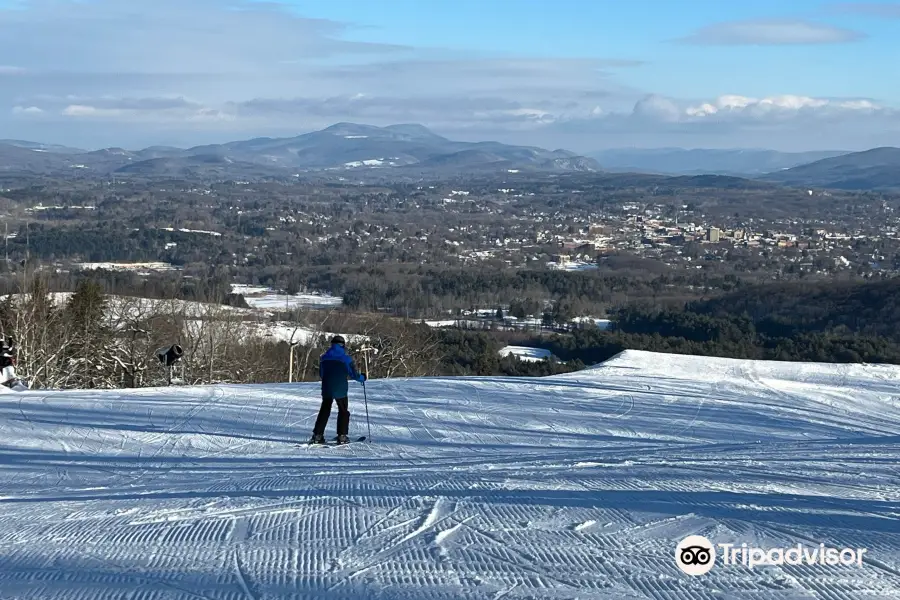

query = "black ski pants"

[313,394,349,436]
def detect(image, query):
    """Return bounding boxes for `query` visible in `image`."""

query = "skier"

[0,335,25,390]
[0,336,14,371]
[309,335,366,445]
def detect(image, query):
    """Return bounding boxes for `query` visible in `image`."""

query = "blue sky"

[0,0,898,151]
[282,0,896,101]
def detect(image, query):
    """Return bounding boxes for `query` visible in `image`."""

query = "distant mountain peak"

[0,139,87,154]
[762,146,900,190]
[0,122,599,177]
[382,123,445,139]
[849,146,900,160]
[321,122,383,135]
[318,122,448,143]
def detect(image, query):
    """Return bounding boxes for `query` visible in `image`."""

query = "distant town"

[0,163,898,387]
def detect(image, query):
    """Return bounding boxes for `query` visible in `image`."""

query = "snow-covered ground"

[244,293,344,310]
[2,292,256,320]
[256,321,369,345]
[74,261,180,272]
[160,227,222,237]
[1,350,899,598]
[423,319,462,327]
[2,292,361,349]
[230,284,271,296]
[424,317,605,331]
[498,345,556,362]
[230,284,344,310]
[547,260,599,271]
[571,316,613,330]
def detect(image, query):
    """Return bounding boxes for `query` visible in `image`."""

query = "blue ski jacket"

[319,343,365,398]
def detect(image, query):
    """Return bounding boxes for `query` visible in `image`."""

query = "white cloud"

[632,95,682,122]
[228,92,600,130]
[685,95,831,117]
[225,91,898,147]
[682,94,884,121]
[0,0,892,152]
[678,19,865,45]
[598,93,892,128]
[504,108,556,123]
[12,106,43,115]
[9,88,898,153]
[0,0,643,147]
[62,105,107,117]
[0,0,408,77]
[529,92,899,152]
[60,101,234,123]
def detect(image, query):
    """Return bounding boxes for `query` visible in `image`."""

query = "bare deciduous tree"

[0,275,445,390]
[352,316,441,379]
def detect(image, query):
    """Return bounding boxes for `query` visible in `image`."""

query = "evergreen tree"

[64,280,110,388]
[509,300,526,320]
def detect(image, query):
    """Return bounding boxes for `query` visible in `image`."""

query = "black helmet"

[331,335,346,346]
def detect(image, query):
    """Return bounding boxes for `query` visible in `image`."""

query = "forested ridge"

[2,164,899,384]
[2,272,897,388]
[514,278,900,369]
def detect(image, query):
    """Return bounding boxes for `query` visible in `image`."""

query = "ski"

[299,436,367,448]
[331,436,366,446]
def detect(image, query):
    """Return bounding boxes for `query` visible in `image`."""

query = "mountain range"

[1,123,898,190]
[588,147,851,176]
[0,123,600,178]
[759,147,900,190]
[591,146,900,190]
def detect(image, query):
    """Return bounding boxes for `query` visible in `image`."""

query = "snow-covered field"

[1,292,361,350]
[571,316,613,330]
[498,345,556,362]
[244,293,344,310]
[2,292,257,320]
[424,316,608,331]
[230,284,344,310]
[74,261,180,272]
[257,321,369,345]
[1,292,255,318]
[547,260,599,271]
[230,284,271,296]
[160,227,222,237]
[1,350,899,599]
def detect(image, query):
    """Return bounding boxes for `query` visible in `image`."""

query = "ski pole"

[362,380,371,442]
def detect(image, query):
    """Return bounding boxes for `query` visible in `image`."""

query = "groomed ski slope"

[1,350,899,599]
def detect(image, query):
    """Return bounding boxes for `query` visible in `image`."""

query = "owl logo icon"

[676,535,716,575]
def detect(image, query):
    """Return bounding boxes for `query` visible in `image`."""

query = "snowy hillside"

[1,350,899,598]
[231,284,343,310]
[2,291,359,347]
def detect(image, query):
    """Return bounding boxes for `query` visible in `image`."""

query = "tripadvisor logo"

[676,535,716,576]
[675,535,869,575]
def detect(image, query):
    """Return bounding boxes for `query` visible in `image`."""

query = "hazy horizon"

[0,123,862,156]
[1,0,898,153]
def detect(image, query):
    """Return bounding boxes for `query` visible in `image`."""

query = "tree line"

[0,277,461,389]
[522,278,900,366]
[3,274,897,392]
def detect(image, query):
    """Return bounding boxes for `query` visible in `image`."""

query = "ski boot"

[308,433,326,445]
[336,434,350,445]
